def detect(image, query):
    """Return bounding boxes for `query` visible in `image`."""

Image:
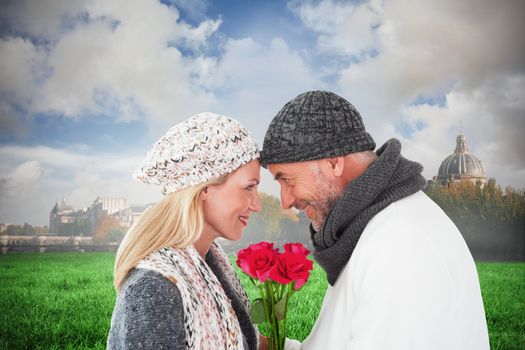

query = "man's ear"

[328,157,345,177]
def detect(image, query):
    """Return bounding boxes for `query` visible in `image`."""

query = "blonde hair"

[113,174,230,291]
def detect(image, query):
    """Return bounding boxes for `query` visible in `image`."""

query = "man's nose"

[280,186,295,209]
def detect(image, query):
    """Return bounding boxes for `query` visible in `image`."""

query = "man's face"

[267,161,345,231]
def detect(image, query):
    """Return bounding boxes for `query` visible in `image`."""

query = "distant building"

[433,131,488,187]
[92,197,129,215]
[130,205,152,224]
[49,198,88,234]
[0,223,13,233]
[90,197,132,229]
[49,197,148,235]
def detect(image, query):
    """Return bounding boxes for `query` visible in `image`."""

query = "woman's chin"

[230,233,243,242]
[223,230,244,242]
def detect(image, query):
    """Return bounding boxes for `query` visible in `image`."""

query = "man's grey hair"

[308,151,377,173]
[345,150,377,165]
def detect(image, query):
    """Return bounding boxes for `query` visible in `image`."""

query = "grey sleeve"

[107,269,186,350]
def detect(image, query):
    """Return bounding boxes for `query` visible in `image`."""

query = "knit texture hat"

[133,112,259,195]
[260,91,375,167]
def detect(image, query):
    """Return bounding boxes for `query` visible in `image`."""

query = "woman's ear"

[200,187,209,201]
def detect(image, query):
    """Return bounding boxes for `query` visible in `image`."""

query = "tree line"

[424,179,524,260]
[209,182,525,260]
[2,223,49,236]
[2,215,126,243]
[5,180,523,260]
[226,192,312,252]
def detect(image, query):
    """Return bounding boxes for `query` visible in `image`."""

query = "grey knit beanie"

[260,91,375,167]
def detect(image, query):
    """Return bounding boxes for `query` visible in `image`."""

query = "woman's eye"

[246,184,256,191]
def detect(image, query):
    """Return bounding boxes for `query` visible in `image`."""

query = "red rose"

[237,241,314,349]
[268,251,314,290]
[236,242,278,282]
[283,243,310,256]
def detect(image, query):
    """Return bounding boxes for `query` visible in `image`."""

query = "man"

[260,91,489,350]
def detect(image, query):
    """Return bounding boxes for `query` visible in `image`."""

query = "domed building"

[433,131,488,187]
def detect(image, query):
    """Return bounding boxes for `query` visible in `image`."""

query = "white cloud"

[1,0,221,128]
[2,0,523,227]
[0,142,279,225]
[0,160,48,226]
[1,161,44,193]
[0,37,44,105]
[0,99,29,137]
[167,0,210,21]
[0,145,162,225]
[0,0,327,225]
[399,74,525,188]
[0,0,86,39]
[337,0,525,108]
[293,0,525,189]
[291,0,383,57]
[202,37,324,141]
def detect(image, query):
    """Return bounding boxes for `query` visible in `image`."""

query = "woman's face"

[201,159,261,242]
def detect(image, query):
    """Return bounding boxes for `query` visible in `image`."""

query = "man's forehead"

[267,162,308,178]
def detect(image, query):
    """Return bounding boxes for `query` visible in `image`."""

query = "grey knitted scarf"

[311,138,427,285]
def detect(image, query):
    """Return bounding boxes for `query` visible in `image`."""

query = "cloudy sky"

[1,0,524,226]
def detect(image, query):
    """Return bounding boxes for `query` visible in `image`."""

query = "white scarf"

[137,243,247,349]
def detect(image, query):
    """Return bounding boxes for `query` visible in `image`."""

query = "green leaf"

[273,294,288,320]
[250,298,267,324]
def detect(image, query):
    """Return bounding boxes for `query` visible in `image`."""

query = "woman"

[107,112,262,349]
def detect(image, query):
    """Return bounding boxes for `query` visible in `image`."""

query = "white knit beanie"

[133,112,259,194]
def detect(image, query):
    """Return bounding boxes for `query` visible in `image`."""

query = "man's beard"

[306,166,345,232]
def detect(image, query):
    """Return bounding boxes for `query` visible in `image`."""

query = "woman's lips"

[239,216,249,226]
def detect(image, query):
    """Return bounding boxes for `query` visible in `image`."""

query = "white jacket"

[286,191,489,350]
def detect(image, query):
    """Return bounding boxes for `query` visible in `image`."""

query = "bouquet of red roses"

[236,242,314,350]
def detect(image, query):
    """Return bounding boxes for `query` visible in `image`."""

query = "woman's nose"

[249,191,261,212]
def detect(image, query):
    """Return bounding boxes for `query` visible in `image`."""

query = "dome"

[435,131,487,185]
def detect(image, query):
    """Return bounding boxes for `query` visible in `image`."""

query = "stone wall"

[0,235,118,254]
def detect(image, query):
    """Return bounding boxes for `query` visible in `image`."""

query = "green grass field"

[0,253,523,350]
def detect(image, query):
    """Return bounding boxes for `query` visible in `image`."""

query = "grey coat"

[107,249,258,349]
